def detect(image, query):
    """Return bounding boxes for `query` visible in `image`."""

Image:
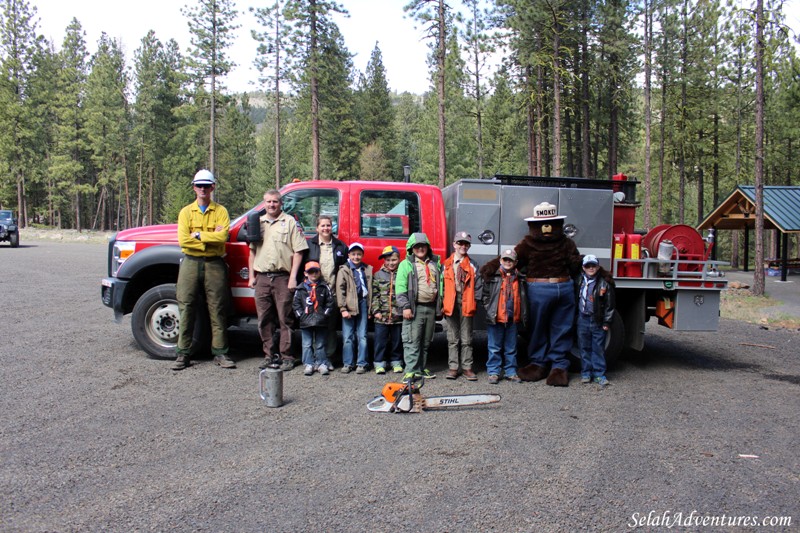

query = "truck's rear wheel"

[131,283,209,360]
[569,310,625,370]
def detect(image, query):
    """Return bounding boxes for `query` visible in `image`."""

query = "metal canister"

[657,240,675,274]
[259,367,284,408]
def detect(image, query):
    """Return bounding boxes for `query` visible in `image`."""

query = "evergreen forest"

[1,0,798,271]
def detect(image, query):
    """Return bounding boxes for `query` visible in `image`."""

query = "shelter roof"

[698,186,800,233]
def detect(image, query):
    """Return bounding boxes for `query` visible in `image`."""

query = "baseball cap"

[454,231,472,244]
[379,245,400,258]
[582,254,599,266]
[192,169,216,186]
[304,261,321,272]
[501,249,517,261]
[348,242,364,252]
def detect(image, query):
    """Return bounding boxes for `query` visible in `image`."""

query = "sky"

[29,0,800,96]
[33,0,435,95]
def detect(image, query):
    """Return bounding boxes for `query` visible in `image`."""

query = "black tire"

[130,283,210,360]
[10,232,19,248]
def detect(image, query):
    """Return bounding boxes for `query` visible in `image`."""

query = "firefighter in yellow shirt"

[172,169,234,371]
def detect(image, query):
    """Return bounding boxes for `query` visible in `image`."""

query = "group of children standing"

[293,222,615,386]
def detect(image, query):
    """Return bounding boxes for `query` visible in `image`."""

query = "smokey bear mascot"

[512,201,582,386]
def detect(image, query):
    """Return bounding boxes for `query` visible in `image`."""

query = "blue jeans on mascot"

[526,280,575,370]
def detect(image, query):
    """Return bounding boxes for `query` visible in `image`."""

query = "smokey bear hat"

[524,201,567,222]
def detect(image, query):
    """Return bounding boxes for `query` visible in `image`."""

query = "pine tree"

[357,43,396,179]
[182,0,239,175]
[48,18,88,229]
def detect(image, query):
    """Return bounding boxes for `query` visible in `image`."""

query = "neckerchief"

[304,280,318,312]
[581,274,596,315]
[349,260,366,299]
[501,266,516,319]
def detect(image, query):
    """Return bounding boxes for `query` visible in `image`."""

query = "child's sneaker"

[581,375,591,384]
[375,366,386,375]
[304,364,314,376]
[422,369,436,379]
[392,364,404,374]
[355,365,367,374]
[594,376,610,387]
[341,366,352,374]
[488,375,500,385]
[403,372,416,381]
[506,375,521,383]
[318,364,330,375]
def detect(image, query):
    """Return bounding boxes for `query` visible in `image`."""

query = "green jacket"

[396,232,442,318]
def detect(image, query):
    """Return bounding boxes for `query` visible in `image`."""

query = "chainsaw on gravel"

[366,377,501,413]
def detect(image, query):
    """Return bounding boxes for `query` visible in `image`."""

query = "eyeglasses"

[194,183,213,189]
[456,241,471,247]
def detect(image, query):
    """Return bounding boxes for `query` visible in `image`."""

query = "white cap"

[582,254,599,266]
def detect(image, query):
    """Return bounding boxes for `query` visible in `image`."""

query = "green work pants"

[402,303,436,376]
[176,256,229,356]
[445,294,474,370]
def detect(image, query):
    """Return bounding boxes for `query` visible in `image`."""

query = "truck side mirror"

[244,209,266,243]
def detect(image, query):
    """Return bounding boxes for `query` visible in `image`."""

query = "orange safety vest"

[496,271,522,324]
[442,254,477,317]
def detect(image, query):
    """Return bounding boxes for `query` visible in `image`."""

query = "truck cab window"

[280,189,340,236]
[360,191,420,238]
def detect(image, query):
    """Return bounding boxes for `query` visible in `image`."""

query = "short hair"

[264,189,282,201]
[316,215,333,226]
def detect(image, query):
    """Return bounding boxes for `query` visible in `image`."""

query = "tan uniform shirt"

[318,241,335,283]
[415,258,437,303]
[249,211,308,272]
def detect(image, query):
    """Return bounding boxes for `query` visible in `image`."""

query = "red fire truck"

[101,175,727,364]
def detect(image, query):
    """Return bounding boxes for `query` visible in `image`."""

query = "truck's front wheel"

[10,232,19,247]
[131,283,209,360]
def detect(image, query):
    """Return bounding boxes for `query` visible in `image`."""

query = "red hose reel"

[642,224,711,272]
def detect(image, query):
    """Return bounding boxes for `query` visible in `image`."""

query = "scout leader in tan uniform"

[248,189,309,370]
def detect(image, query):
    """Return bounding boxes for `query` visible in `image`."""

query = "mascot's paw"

[518,364,549,382]
[545,367,569,387]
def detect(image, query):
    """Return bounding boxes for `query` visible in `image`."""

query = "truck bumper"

[101,277,128,322]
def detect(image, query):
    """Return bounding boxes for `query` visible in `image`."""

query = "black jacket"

[305,234,348,276]
[293,281,335,328]
[578,269,616,327]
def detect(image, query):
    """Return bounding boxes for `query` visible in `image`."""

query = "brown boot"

[446,369,459,380]
[518,364,548,382]
[545,367,569,387]
[172,355,190,371]
[462,369,478,381]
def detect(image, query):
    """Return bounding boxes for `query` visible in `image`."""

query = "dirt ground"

[0,240,797,532]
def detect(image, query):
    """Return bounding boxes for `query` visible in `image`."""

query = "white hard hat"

[192,169,216,186]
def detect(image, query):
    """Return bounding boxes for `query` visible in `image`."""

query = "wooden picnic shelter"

[699,185,800,282]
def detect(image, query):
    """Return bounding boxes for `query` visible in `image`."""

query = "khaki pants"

[176,256,229,356]
[445,294,473,370]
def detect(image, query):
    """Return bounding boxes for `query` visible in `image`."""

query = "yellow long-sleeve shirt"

[177,200,230,257]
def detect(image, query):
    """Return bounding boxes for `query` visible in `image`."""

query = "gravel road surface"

[1,241,797,532]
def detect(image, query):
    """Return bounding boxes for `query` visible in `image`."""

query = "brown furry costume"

[491,219,581,386]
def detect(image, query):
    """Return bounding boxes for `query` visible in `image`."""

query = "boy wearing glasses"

[173,169,234,370]
[442,231,480,380]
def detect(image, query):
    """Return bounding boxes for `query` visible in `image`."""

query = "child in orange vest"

[442,231,480,380]
[479,249,528,384]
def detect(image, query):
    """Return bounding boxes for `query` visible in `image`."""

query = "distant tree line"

[1,0,798,264]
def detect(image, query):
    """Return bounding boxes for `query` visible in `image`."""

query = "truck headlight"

[112,241,135,277]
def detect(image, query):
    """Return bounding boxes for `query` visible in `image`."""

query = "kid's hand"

[603,325,609,331]
[341,310,351,319]
[374,312,382,321]
[403,309,413,320]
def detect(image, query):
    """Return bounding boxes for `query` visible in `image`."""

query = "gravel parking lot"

[1,240,798,532]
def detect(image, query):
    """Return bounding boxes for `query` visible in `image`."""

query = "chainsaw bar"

[367,392,501,413]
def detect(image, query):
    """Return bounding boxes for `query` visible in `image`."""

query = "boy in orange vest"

[442,231,480,380]
[479,249,528,384]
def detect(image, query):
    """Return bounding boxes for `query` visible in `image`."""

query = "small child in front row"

[293,261,335,375]
[480,249,528,384]
[371,245,405,374]
[336,242,373,374]
[577,254,615,387]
